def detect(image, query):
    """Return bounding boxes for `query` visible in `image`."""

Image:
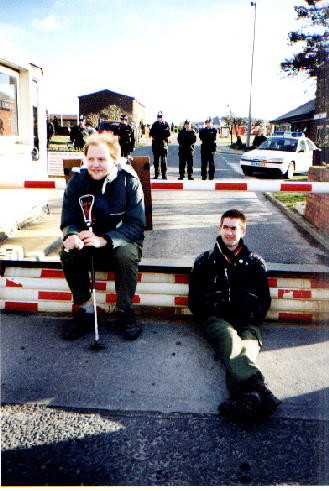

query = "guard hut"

[0,54,47,241]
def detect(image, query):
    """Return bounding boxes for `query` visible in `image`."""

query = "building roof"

[78,89,145,107]
[270,99,315,123]
[79,89,132,100]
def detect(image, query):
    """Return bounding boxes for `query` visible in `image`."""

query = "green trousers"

[60,242,142,312]
[202,315,263,395]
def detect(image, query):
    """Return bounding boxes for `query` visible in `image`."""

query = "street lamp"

[246,1,257,148]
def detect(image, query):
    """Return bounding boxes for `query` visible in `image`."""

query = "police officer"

[199,117,218,180]
[117,114,135,158]
[177,120,197,180]
[149,111,171,179]
[70,116,90,150]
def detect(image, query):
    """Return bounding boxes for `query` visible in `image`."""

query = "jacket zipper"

[224,268,230,302]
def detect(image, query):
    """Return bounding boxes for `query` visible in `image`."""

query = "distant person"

[53,116,60,134]
[177,120,197,180]
[70,116,89,150]
[188,209,280,423]
[117,114,135,158]
[60,132,146,341]
[149,111,171,179]
[253,133,267,148]
[199,117,217,180]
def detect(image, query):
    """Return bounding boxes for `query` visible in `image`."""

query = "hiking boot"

[62,309,94,340]
[241,373,281,416]
[219,391,262,423]
[117,309,142,340]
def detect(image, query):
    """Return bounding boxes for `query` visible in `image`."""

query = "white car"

[240,132,318,179]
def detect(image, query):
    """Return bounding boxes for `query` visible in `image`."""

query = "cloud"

[32,15,68,31]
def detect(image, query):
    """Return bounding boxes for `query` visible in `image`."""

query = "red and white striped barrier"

[1,179,329,193]
[1,265,329,323]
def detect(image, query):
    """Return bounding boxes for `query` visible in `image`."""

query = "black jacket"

[61,166,145,248]
[149,120,171,148]
[188,237,271,326]
[177,128,197,149]
[199,126,217,152]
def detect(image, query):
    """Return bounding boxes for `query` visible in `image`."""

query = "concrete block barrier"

[1,260,329,324]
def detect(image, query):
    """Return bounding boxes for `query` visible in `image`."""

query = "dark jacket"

[178,128,197,150]
[70,124,92,149]
[118,122,135,151]
[149,120,171,148]
[199,126,217,152]
[61,166,146,248]
[188,237,271,327]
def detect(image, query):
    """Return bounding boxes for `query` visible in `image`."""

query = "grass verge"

[271,192,307,208]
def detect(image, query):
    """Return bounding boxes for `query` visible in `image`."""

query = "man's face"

[86,144,115,180]
[205,121,211,127]
[219,217,246,251]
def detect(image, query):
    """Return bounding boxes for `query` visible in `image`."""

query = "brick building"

[78,89,146,127]
[48,114,78,128]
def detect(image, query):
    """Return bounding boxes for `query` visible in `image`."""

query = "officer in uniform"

[149,111,171,179]
[199,117,218,180]
[70,116,90,150]
[177,120,197,180]
[117,114,136,158]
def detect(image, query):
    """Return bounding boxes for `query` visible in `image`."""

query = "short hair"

[83,132,121,161]
[220,209,247,229]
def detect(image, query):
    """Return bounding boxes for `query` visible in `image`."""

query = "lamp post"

[246,1,257,148]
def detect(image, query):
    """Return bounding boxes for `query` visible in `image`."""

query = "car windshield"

[258,137,298,152]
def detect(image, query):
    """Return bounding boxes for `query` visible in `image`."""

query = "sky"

[1,0,320,124]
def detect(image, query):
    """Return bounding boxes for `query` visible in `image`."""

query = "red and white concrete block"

[1,265,329,323]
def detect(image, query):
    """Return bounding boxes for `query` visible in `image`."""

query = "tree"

[281,0,329,77]
[85,104,122,128]
[222,114,247,145]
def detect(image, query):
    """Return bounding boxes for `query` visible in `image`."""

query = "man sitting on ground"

[188,208,280,422]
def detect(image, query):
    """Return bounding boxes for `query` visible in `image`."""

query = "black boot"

[116,308,142,340]
[62,308,94,340]
[219,391,262,423]
[188,175,194,180]
[178,176,184,180]
[241,372,281,416]
[154,166,159,179]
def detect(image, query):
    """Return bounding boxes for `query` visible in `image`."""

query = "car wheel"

[284,162,294,179]
[241,166,253,176]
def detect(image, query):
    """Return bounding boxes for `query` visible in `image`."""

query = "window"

[0,68,19,137]
[298,140,307,152]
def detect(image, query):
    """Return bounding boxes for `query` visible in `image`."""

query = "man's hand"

[79,230,107,248]
[63,234,84,250]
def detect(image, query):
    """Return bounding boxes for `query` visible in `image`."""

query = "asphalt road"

[135,142,328,266]
[1,313,329,486]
